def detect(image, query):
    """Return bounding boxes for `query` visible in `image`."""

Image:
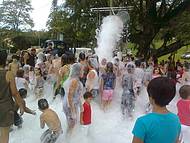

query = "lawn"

[126,41,190,62]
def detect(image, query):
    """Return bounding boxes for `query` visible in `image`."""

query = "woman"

[0,49,24,143]
[62,63,83,133]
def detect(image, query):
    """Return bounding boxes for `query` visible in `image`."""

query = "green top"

[61,64,70,86]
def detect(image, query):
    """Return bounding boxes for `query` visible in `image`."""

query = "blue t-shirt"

[102,72,116,90]
[132,112,181,143]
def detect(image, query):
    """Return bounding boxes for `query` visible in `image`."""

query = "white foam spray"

[95,15,124,61]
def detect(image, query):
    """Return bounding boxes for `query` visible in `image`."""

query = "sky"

[0,0,65,30]
[31,0,52,30]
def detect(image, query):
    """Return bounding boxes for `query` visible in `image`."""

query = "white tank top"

[86,69,99,90]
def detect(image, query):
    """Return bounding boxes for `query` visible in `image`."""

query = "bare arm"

[132,136,144,143]
[7,71,24,115]
[40,116,45,129]
[80,111,84,125]
[68,79,78,114]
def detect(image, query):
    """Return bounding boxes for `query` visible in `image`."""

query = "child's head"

[153,67,161,75]
[126,62,135,73]
[12,54,19,62]
[16,69,24,78]
[38,99,49,111]
[179,85,190,99]
[147,77,176,107]
[106,62,114,73]
[19,89,27,99]
[34,67,42,76]
[83,92,93,103]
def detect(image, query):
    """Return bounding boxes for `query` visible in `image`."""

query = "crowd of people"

[0,46,190,143]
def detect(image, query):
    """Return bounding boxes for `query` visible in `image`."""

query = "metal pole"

[110,0,113,15]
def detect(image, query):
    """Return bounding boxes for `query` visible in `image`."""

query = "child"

[14,86,36,128]
[15,69,35,128]
[152,67,161,79]
[80,92,93,136]
[15,69,28,93]
[100,62,116,111]
[177,85,190,142]
[38,99,62,143]
[121,62,136,118]
[132,77,181,143]
[34,67,44,99]
[8,54,19,77]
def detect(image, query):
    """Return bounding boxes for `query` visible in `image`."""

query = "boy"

[80,92,93,136]
[14,87,36,128]
[132,77,181,143]
[177,85,190,142]
[38,99,62,143]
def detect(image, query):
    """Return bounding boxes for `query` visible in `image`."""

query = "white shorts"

[181,125,190,143]
[81,125,91,136]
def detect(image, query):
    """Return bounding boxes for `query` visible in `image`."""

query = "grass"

[126,41,190,62]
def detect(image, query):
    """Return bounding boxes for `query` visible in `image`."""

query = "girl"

[121,62,136,118]
[152,67,162,79]
[8,55,19,77]
[34,67,44,99]
[177,85,190,142]
[15,69,28,94]
[181,64,190,85]
[86,58,99,98]
[62,63,83,134]
[100,62,116,111]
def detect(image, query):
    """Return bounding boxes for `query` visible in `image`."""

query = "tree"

[0,0,34,31]
[127,0,190,58]
[48,0,190,58]
[47,0,110,47]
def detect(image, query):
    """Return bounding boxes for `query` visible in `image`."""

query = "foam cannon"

[116,11,130,24]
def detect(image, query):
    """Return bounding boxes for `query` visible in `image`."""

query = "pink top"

[177,99,190,126]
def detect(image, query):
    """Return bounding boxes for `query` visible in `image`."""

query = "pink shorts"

[102,90,114,101]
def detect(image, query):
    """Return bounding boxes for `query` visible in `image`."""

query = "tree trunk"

[155,40,184,58]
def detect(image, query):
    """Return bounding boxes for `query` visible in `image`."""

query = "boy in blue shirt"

[132,77,181,143]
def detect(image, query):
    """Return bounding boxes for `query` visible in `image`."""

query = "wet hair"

[83,92,93,99]
[67,52,75,64]
[61,54,68,66]
[79,52,86,61]
[106,62,114,73]
[126,62,135,73]
[38,99,49,110]
[19,89,27,99]
[88,58,99,69]
[0,49,7,67]
[147,77,176,107]
[135,60,141,67]
[16,69,24,78]
[179,85,190,99]
[12,54,19,61]
[70,63,82,78]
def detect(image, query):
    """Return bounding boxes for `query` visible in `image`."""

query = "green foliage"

[47,0,111,47]
[0,0,34,31]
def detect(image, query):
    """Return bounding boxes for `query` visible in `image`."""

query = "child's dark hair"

[16,69,24,78]
[61,54,68,66]
[147,77,176,107]
[106,62,114,73]
[38,99,49,110]
[12,54,19,61]
[83,92,93,99]
[0,49,7,67]
[19,89,27,99]
[179,85,190,99]
[79,52,86,61]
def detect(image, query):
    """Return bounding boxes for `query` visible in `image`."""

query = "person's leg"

[0,127,10,143]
